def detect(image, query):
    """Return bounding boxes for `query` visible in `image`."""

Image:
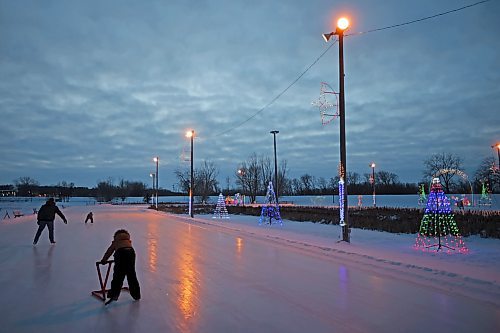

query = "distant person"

[457,199,465,212]
[85,212,94,224]
[33,198,67,245]
[100,229,141,305]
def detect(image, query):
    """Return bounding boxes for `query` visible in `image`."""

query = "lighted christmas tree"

[418,184,427,205]
[478,182,492,206]
[414,178,468,253]
[213,193,229,219]
[259,181,283,226]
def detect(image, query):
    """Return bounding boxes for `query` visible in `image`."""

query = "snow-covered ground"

[0,203,499,333]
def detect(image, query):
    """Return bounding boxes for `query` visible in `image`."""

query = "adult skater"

[100,229,141,305]
[33,198,67,245]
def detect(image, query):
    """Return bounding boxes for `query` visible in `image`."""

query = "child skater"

[100,229,141,305]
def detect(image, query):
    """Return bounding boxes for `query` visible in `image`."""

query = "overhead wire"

[214,40,338,137]
[214,0,492,137]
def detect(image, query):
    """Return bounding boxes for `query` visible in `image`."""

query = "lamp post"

[370,162,376,207]
[270,130,279,203]
[492,143,500,170]
[186,130,195,218]
[323,17,350,242]
[153,157,159,209]
[149,172,155,205]
[238,168,246,207]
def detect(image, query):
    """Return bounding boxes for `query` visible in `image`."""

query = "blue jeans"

[33,220,55,243]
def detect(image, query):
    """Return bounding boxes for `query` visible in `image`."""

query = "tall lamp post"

[238,168,246,206]
[186,130,195,218]
[370,162,376,207]
[270,130,279,203]
[323,17,350,242]
[149,172,156,206]
[153,157,159,209]
[492,143,500,170]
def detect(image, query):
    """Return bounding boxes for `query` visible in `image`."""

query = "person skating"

[85,212,94,223]
[33,198,67,245]
[100,229,141,305]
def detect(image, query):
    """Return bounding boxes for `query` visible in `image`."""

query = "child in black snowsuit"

[100,229,141,304]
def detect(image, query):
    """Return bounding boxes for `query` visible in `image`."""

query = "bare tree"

[291,178,302,194]
[347,171,360,185]
[95,178,116,202]
[14,176,39,196]
[175,161,219,203]
[277,159,289,197]
[242,153,262,203]
[174,168,191,194]
[300,174,314,194]
[195,160,219,203]
[259,155,273,191]
[377,171,399,185]
[423,153,463,192]
[474,156,499,192]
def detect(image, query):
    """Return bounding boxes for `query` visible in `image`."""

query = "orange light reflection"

[236,237,243,255]
[147,222,158,273]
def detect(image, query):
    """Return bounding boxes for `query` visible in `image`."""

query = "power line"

[215,0,491,137]
[347,0,492,36]
[215,40,338,137]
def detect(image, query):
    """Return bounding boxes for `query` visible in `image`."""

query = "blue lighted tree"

[414,178,468,253]
[259,181,283,226]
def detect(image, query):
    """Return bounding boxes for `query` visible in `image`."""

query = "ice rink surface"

[1,204,499,333]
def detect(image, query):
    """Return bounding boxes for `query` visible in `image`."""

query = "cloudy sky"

[1,0,499,190]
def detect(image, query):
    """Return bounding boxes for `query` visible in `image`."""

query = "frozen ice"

[0,202,499,333]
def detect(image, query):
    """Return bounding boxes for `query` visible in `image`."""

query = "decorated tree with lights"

[259,181,283,226]
[414,178,468,253]
[213,193,229,219]
[418,184,427,205]
[478,182,492,206]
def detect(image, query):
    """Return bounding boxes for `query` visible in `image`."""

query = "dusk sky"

[1,0,499,189]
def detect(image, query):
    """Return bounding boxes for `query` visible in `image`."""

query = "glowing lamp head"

[370,163,376,168]
[337,17,349,30]
[186,130,194,138]
[150,173,154,177]
[153,157,158,162]
[496,143,500,149]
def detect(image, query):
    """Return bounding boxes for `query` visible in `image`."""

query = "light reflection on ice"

[147,222,158,273]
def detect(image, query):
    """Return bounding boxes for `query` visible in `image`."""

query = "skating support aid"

[91,260,129,302]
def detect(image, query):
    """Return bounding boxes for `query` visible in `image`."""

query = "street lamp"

[149,172,156,206]
[323,17,350,242]
[153,157,159,209]
[238,168,246,207]
[370,162,376,207]
[492,143,500,170]
[270,130,279,203]
[186,130,195,218]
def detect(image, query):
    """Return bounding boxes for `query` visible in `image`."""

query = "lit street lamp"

[270,130,279,203]
[323,17,350,242]
[186,130,195,218]
[370,162,376,207]
[492,143,500,170]
[149,172,155,205]
[153,157,159,209]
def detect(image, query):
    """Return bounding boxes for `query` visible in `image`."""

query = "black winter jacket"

[37,203,66,222]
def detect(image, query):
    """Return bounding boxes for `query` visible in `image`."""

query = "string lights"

[414,178,468,254]
[259,181,283,226]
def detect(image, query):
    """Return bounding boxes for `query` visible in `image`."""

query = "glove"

[63,219,68,224]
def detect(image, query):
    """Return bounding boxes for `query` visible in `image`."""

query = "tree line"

[2,152,498,203]
[173,152,499,203]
